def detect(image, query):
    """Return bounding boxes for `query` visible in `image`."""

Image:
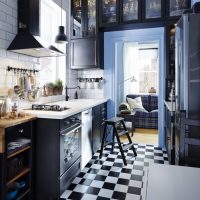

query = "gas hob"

[31,104,69,112]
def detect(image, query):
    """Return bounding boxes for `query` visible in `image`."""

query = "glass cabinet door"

[144,0,163,20]
[85,0,96,36]
[168,0,191,18]
[72,0,83,37]
[100,0,118,25]
[121,0,141,23]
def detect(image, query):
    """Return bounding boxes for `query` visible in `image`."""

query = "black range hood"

[7,0,64,58]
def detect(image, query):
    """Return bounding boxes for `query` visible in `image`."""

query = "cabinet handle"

[18,129,24,133]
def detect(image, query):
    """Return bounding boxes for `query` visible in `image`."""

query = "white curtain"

[123,42,139,98]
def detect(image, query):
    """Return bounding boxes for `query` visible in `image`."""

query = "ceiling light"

[55,0,68,44]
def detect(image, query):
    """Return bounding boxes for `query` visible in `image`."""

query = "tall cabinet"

[71,0,101,69]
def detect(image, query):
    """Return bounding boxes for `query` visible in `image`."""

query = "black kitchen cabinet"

[164,103,175,164]
[71,0,101,69]
[99,0,142,27]
[120,0,142,24]
[71,0,97,38]
[71,38,98,69]
[34,114,81,199]
[166,0,191,20]
[92,103,107,154]
[175,111,200,167]
[99,0,119,27]
[0,119,35,200]
[142,0,165,22]
[165,21,176,100]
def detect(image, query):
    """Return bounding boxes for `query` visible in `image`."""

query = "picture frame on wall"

[169,0,191,17]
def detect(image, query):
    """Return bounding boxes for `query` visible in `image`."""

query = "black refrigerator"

[175,13,200,166]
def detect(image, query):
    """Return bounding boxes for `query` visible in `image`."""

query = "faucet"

[65,86,80,101]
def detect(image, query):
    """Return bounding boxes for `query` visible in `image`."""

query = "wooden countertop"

[0,115,37,154]
[0,115,37,128]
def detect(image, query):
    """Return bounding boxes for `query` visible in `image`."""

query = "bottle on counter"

[75,91,78,99]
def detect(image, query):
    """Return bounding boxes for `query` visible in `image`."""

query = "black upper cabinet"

[142,0,165,22]
[166,0,191,20]
[99,0,119,27]
[71,38,97,69]
[71,0,97,38]
[99,0,142,26]
[71,0,82,38]
[120,0,142,23]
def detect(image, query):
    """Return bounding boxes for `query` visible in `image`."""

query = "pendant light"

[55,0,68,44]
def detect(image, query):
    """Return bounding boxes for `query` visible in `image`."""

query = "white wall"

[0,0,70,107]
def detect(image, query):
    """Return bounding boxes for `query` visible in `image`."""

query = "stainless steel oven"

[59,113,82,194]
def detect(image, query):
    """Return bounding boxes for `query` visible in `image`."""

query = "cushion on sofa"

[126,94,150,111]
[127,97,145,110]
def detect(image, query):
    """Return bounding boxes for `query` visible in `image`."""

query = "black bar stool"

[99,117,137,165]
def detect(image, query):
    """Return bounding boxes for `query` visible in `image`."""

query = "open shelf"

[7,146,31,159]
[16,189,30,200]
[7,168,31,185]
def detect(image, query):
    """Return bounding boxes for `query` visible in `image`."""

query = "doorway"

[121,41,159,145]
[104,27,165,148]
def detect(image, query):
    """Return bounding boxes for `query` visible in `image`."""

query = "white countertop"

[23,99,108,119]
[144,164,200,200]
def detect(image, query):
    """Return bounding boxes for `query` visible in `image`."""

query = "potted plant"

[55,79,63,95]
[53,85,59,95]
[45,82,54,96]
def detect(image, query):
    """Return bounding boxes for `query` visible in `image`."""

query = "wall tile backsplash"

[78,69,104,99]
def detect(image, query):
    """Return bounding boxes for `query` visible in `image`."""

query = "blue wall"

[104,28,166,148]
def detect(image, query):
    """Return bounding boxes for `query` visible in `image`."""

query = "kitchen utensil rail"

[7,66,39,74]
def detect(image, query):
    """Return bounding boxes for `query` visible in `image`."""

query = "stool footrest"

[105,117,124,124]
[99,117,137,165]
[122,143,134,151]
[118,130,129,136]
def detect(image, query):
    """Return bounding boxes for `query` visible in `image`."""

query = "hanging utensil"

[13,70,21,96]
[27,87,40,102]
[24,73,31,91]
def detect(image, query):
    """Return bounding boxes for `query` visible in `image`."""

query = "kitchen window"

[40,0,66,87]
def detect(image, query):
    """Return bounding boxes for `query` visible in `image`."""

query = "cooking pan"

[6,181,26,200]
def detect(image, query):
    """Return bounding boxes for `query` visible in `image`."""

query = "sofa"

[126,94,158,129]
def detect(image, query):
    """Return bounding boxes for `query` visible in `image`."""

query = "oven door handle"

[60,124,82,136]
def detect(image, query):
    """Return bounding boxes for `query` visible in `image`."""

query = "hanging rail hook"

[6,66,40,74]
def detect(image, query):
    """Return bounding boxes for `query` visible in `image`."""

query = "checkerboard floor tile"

[61,143,168,200]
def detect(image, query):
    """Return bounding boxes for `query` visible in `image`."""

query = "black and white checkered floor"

[61,143,168,200]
